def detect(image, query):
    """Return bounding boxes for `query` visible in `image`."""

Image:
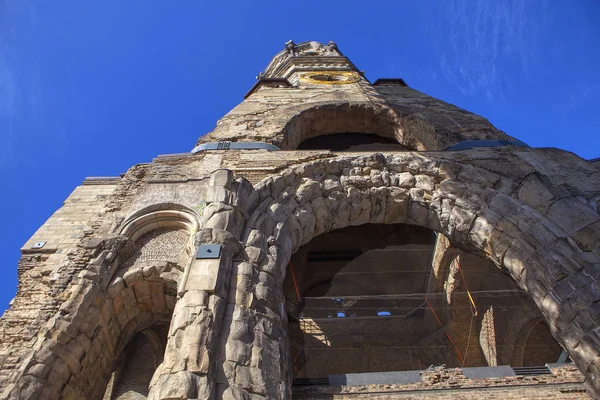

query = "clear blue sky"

[1,1,599,311]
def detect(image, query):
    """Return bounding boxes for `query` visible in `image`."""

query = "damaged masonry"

[1,40,600,399]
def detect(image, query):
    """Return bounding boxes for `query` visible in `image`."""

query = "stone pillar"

[479,305,498,366]
[216,176,296,399]
[148,170,255,400]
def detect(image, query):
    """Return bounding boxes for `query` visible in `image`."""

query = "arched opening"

[281,103,421,150]
[221,156,600,398]
[27,207,202,399]
[99,226,194,398]
[104,326,168,399]
[522,320,564,366]
[297,132,410,152]
[506,317,565,368]
[283,223,564,382]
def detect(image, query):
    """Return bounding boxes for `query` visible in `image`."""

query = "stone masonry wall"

[1,145,598,399]
[0,181,119,394]
[293,364,589,399]
[218,150,600,398]
[2,40,599,400]
[197,81,512,151]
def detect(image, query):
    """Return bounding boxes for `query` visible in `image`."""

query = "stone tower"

[1,40,599,399]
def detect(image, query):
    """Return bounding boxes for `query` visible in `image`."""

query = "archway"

[522,320,564,366]
[8,206,200,399]
[99,224,195,399]
[220,153,600,398]
[508,317,564,367]
[103,326,168,399]
[280,103,420,150]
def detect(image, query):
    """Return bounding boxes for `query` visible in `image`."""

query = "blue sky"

[1,1,599,311]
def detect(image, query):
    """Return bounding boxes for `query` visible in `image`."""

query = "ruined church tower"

[1,40,599,399]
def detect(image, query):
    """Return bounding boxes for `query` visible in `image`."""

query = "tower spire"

[261,40,358,81]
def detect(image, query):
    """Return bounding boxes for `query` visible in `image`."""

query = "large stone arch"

[200,88,513,151]
[6,205,200,400]
[200,100,411,151]
[279,102,412,150]
[219,153,600,399]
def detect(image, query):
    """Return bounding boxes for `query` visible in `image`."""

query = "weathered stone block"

[547,197,599,235]
[184,258,221,293]
[518,173,555,213]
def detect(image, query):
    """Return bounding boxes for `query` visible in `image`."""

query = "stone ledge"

[293,364,586,398]
[373,78,408,87]
[82,176,121,185]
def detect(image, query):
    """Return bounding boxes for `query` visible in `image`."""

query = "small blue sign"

[196,244,222,259]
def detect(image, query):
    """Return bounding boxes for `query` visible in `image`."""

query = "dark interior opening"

[285,224,438,379]
[284,224,565,384]
[104,324,168,399]
[522,320,563,366]
[297,132,410,152]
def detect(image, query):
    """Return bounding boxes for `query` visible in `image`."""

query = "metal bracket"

[217,141,231,150]
[31,241,46,249]
[191,141,281,153]
[196,244,222,259]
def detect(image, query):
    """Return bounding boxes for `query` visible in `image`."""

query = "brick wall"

[111,333,157,399]
[293,364,588,399]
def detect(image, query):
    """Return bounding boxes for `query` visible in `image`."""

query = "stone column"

[215,174,297,399]
[148,170,255,400]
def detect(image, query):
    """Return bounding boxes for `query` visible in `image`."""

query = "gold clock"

[299,71,361,85]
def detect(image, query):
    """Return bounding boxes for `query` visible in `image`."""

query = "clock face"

[299,71,361,85]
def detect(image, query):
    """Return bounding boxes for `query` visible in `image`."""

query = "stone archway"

[200,92,512,151]
[103,324,169,399]
[280,102,409,150]
[508,315,563,367]
[218,153,600,399]
[99,225,192,400]
[5,206,200,400]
